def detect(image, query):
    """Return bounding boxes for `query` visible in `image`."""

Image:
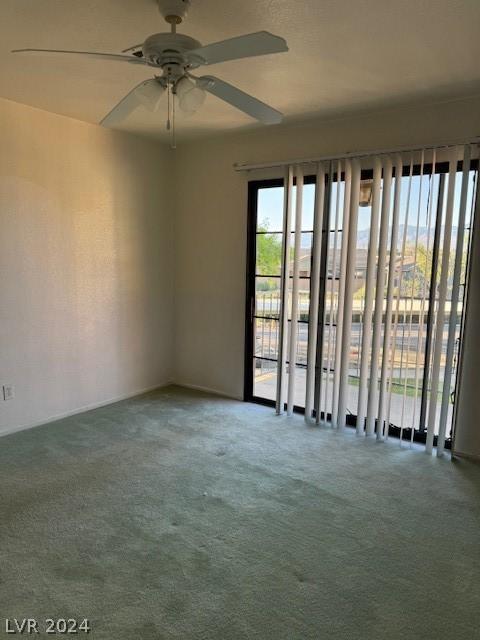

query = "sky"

[257,170,476,236]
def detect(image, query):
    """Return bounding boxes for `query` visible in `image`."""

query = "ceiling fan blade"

[186,31,288,66]
[11,48,145,65]
[101,79,165,127]
[197,76,283,125]
[121,44,143,53]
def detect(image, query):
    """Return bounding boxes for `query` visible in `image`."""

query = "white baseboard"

[452,449,480,463]
[174,381,242,401]
[0,380,174,439]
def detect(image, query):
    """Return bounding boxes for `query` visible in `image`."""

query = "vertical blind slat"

[386,158,414,432]
[412,151,436,430]
[377,155,403,440]
[437,145,471,455]
[314,164,333,423]
[366,157,393,436]
[275,165,294,415]
[305,163,325,419]
[426,147,458,453]
[287,166,304,416]
[324,161,342,419]
[402,151,425,444]
[356,158,382,433]
[337,160,361,429]
[331,161,352,426]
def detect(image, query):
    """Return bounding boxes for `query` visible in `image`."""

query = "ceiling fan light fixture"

[174,75,194,97]
[175,76,206,113]
[135,79,164,111]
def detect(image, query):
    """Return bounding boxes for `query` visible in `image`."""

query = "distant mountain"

[356,225,459,248]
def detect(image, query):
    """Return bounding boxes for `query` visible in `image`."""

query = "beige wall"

[173,95,480,455]
[0,98,174,434]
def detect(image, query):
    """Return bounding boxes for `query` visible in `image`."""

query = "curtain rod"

[233,137,480,172]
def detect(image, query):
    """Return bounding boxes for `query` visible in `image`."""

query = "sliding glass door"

[245,179,316,408]
[245,156,478,448]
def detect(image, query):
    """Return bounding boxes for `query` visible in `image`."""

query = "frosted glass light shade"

[175,77,206,114]
[135,80,164,111]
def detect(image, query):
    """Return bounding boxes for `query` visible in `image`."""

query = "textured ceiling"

[1,0,480,141]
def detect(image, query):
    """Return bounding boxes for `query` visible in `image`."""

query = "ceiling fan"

[11,0,288,146]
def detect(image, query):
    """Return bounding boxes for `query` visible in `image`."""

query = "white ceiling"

[1,0,480,141]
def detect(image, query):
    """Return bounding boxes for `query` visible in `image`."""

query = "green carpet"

[0,385,479,639]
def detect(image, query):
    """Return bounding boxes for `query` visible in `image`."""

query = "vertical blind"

[273,144,479,456]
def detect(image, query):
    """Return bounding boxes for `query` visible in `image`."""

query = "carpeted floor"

[0,385,479,639]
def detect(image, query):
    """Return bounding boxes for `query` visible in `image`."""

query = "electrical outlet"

[3,385,14,401]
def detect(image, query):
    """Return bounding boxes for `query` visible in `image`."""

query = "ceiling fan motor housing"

[157,0,191,23]
[142,33,202,76]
